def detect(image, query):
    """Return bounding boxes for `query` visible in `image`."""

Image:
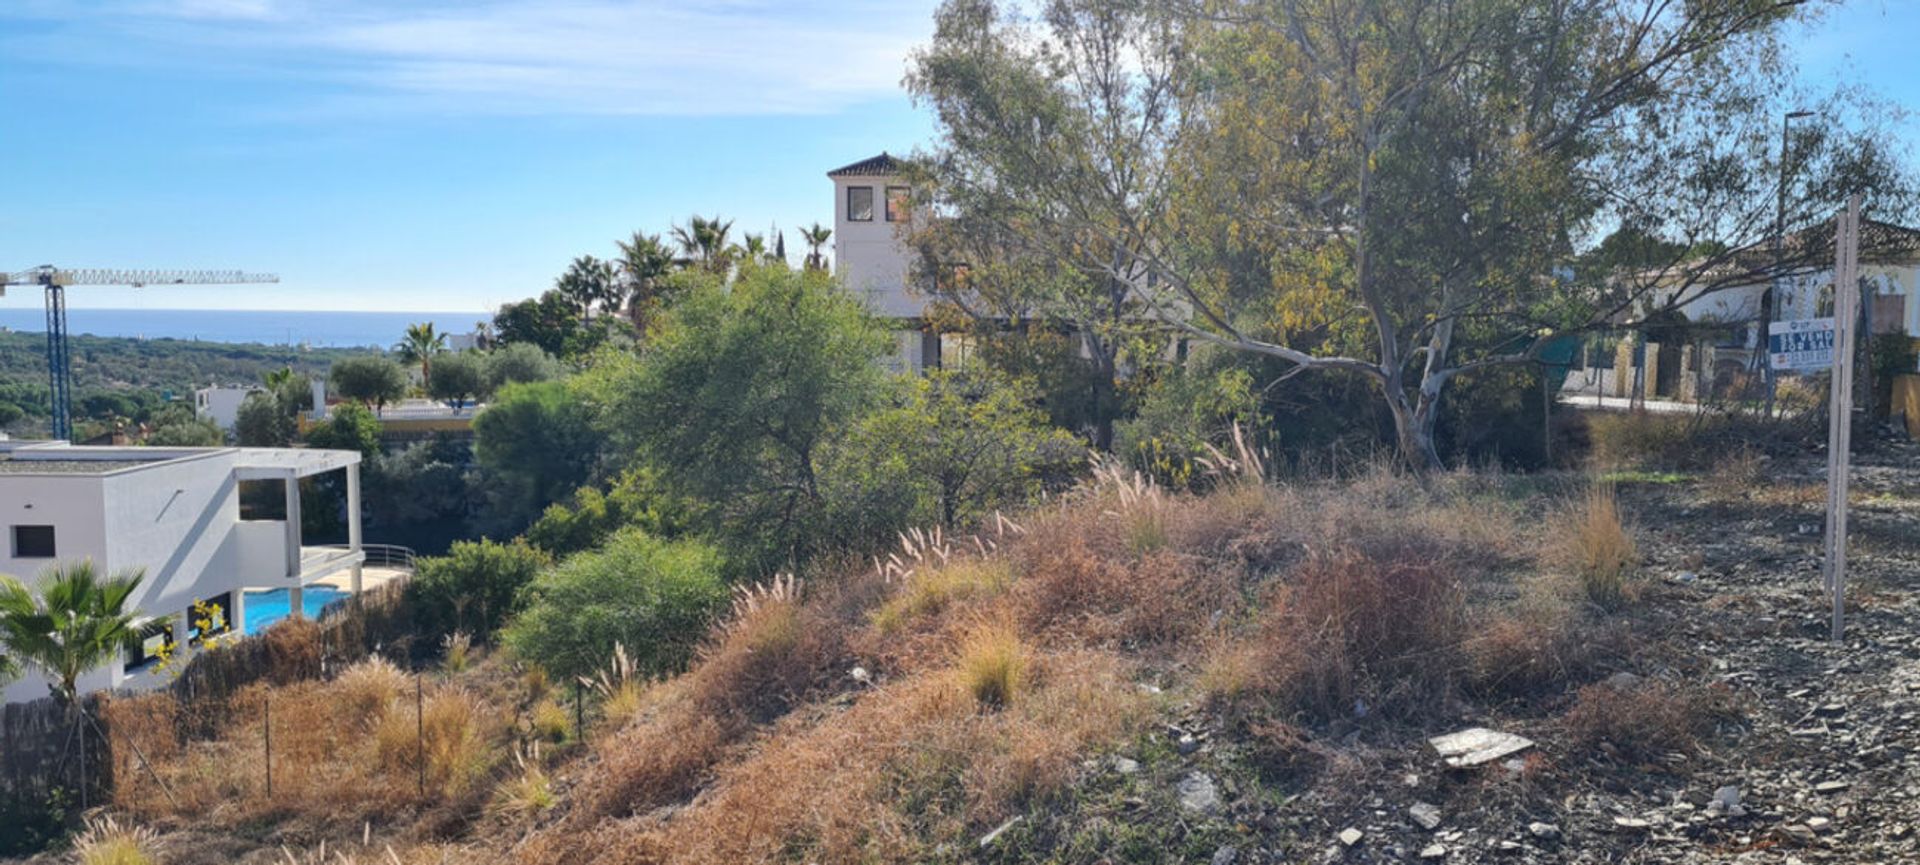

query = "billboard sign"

[1769,317,1835,371]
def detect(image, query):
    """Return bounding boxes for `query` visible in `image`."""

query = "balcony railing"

[317,543,417,571]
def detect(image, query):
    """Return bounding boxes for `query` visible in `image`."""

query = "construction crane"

[2,266,280,441]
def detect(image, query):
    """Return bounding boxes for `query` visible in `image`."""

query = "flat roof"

[0,459,161,475]
[0,441,358,479]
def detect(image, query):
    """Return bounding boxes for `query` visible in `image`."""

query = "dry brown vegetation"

[95,461,1672,864]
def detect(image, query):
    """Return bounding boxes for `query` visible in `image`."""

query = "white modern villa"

[0,439,382,704]
[192,384,264,432]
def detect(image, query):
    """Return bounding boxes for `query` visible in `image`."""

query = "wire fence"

[0,579,431,854]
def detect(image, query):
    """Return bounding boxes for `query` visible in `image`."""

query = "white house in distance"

[830,153,944,373]
[1660,219,1920,340]
[193,384,263,433]
[0,440,376,704]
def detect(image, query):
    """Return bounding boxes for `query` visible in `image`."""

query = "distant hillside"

[0,330,372,435]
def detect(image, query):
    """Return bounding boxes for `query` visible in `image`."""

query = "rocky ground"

[988,431,1920,865]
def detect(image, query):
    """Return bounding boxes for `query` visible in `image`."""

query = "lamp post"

[1763,109,1817,416]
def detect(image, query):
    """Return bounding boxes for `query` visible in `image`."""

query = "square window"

[847,186,874,222]
[12,525,55,558]
[885,186,910,222]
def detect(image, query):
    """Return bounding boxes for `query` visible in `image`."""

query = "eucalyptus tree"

[913,0,1915,468]
[907,0,1180,449]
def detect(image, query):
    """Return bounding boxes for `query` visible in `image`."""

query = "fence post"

[76,705,88,811]
[415,674,425,799]
[264,696,272,799]
[574,681,584,740]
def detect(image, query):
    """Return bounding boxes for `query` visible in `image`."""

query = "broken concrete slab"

[1428,727,1535,768]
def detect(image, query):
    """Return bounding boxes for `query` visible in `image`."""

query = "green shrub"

[486,342,563,390]
[503,530,727,682]
[411,538,549,641]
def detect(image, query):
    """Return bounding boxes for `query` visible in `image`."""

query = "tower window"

[885,186,910,222]
[847,187,874,222]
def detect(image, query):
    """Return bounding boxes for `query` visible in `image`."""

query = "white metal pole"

[1824,194,1861,643]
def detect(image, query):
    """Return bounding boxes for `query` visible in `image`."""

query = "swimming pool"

[242,586,351,635]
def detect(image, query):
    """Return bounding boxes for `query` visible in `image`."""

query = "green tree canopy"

[410,538,548,643]
[473,380,600,531]
[835,370,1084,529]
[578,266,890,571]
[484,342,562,391]
[427,351,489,408]
[329,356,408,411]
[305,401,383,460]
[502,530,726,682]
[234,391,295,447]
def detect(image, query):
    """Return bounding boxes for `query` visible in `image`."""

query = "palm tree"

[394,322,448,388]
[737,232,768,268]
[800,223,832,272]
[0,562,146,810]
[263,365,296,391]
[0,562,146,704]
[554,255,620,320]
[671,215,736,275]
[617,231,677,327]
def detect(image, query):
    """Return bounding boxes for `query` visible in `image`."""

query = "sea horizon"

[0,307,493,349]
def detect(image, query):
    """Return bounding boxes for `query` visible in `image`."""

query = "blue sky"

[0,0,1913,313]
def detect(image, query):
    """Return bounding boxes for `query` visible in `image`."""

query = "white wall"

[195,386,258,432]
[833,173,925,320]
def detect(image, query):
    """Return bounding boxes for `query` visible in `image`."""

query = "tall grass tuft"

[957,621,1027,708]
[441,631,473,673]
[71,816,159,865]
[582,643,647,729]
[1568,484,1639,609]
[373,686,496,797]
[335,655,407,727]
[491,743,557,820]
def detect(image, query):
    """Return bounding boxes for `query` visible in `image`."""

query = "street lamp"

[1764,109,1817,416]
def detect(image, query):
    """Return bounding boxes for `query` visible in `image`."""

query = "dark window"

[885,186,910,222]
[847,186,874,222]
[125,618,171,673]
[238,479,287,521]
[12,525,55,558]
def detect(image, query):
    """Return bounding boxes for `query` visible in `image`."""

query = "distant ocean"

[0,308,491,349]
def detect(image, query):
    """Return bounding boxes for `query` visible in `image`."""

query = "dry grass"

[956,620,1027,708]
[1203,546,1465,721]
[335,656,407,728]
[72,815,159,865]
[1463,581,1610,699]
[442,631,474,673]
[529,700,571,742]
[372,686,499,797]
[1562,485,1641,609]
[583,650,1149,865]
[1562,677,1726,761]
[490,744,557,821]
[870,559,1012,633]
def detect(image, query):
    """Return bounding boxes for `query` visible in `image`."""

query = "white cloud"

[7,0,936,116]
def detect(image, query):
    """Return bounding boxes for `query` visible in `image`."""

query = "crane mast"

[3,266,280,441]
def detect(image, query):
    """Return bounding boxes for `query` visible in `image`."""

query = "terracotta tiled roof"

[827,152,903,178]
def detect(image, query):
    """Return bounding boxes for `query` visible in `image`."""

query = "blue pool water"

[243,586,350,635]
